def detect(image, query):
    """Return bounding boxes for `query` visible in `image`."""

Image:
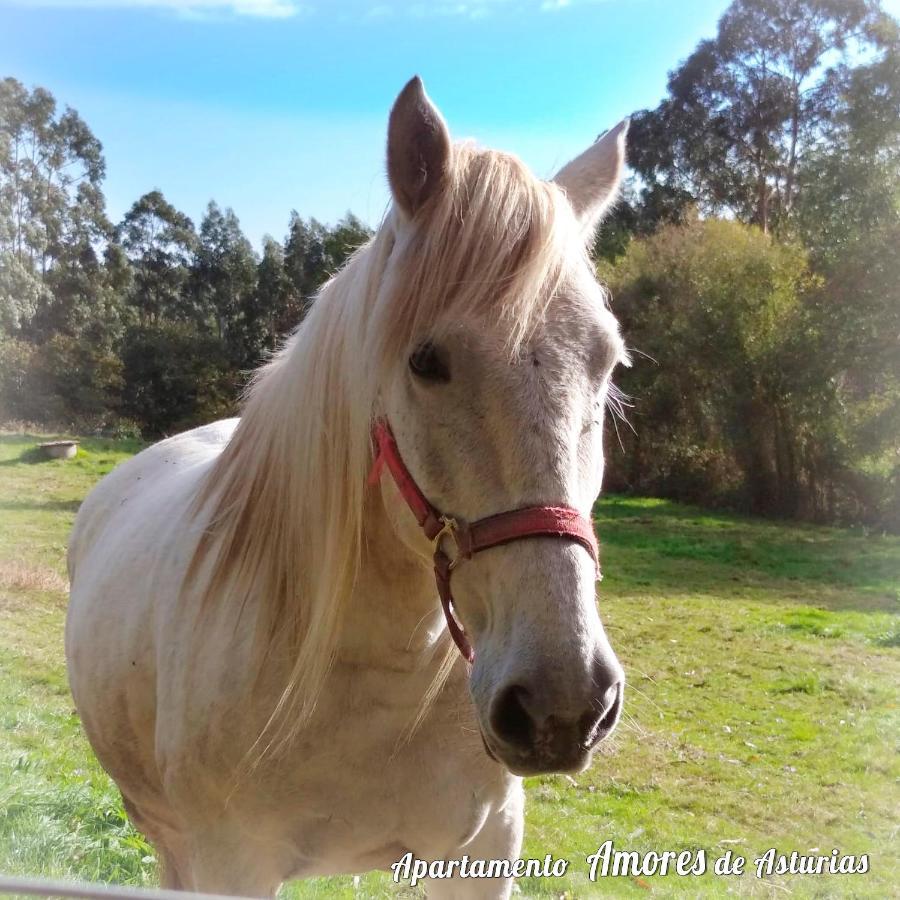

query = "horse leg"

[179,824,286,898]
[121,795,189,892]
[157,845,187,891]
[422,788,524,900]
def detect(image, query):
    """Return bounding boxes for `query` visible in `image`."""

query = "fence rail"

[0,876,259,900]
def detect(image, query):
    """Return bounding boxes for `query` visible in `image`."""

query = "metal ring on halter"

[368,419,600,663]
[431,515,462,570]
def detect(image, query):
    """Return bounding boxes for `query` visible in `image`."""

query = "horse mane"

[187,142,580,751]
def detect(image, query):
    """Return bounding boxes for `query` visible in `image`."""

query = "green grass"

[0,433,898,898]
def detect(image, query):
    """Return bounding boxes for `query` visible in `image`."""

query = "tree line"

[600,0,899,529]
[1,0,898,529]
[0,76,371,435]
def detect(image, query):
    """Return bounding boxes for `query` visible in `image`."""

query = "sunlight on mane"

[187,141,584,754]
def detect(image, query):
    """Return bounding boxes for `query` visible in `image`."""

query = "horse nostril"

[581,681,623,747]
[490,684,535,750]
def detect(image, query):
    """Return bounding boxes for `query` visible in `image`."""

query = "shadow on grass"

[0,498,82,513]
[0,433,145,458]
[0,445,55,466]
[596,494,900,611]
[874,628,900,647]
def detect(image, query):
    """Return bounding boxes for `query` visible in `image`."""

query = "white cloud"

[408,1,508,19]
[402,0,600,19]
[5,0,609,20]
[4,0,308,18]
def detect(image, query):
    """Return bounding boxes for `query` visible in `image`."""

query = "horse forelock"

[374,143,578,362]
[185,140,583,755]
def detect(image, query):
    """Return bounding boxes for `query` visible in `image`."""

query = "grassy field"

[0,432,897,898]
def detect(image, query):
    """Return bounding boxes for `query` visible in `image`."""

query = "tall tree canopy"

[118,190,196,324]
[284,211,371,321]
[191,201,258,363]
[629,0,900,231]
[252,235,292,353]
[0,76,108,332]
[0,33,896,526]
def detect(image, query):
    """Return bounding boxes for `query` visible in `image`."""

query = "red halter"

[368,419,600,663]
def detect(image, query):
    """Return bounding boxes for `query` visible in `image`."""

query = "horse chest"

[264,666,515,874]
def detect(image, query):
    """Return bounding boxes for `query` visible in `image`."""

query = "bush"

[121,322,240,437]
[602,217,821,517]
[0,334,123,431]
[0,336,35,422]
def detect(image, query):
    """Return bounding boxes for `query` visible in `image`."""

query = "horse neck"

[338,492,449,667]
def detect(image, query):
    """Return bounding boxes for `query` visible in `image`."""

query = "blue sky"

[4,0,898,248]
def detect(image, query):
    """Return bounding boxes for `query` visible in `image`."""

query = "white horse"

[66,77,630,898]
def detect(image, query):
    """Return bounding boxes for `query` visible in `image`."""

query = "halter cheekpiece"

[368,419,601,663]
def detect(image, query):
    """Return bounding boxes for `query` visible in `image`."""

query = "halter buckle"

[432,515,462,571]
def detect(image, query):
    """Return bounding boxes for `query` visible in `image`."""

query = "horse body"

[67,78,629,897]
[68,419,520,892]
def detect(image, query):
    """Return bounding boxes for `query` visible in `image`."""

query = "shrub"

[1,334,123,431]
[121,322,240,436]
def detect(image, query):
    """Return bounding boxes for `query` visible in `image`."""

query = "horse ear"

[553,119,629,235]
[387,76,451,219]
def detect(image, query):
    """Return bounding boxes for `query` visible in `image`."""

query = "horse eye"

[408,341,450,383]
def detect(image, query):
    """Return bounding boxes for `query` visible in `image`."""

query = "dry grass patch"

[0,560,69,594]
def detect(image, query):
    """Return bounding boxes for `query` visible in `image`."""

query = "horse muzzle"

[483,661,624,776]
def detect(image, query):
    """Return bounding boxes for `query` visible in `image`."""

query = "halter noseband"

[368,420,601,663]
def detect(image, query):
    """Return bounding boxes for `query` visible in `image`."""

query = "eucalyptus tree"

[192,201,258,362]
[282,211,372,327]
[0,77,109,334]
[629,0,899,231]
[118,190,196,324]
[283,212,330,317]
[251,235,292,353]
[324,212,372,268]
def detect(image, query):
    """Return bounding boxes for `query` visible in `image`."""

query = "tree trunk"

[756,169,769,233]
[783,84,801,217]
